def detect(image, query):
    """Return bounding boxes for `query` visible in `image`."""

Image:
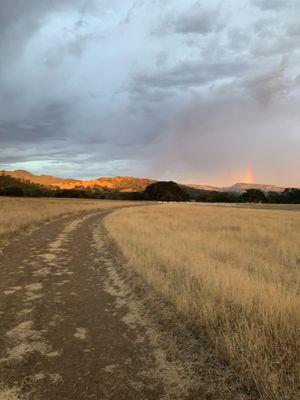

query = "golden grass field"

[0,197,133,247]
[105,203,300,400]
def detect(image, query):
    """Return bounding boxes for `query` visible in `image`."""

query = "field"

[105,203,300,400]
[0,197,133,247]
[1,197,299,398]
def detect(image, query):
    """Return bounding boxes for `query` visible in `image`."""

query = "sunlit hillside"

[0,170,155,192]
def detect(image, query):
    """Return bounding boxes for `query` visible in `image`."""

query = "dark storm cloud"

[146,82,300,186]
[0,2,98,152]
[217,60,300,107]
[0,1,96,65]
[242,70,300,106]
[0,100,72,154]
[0,0,94,32]
[0,0,300,185]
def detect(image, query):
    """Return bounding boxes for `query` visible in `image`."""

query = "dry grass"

[105,203,300,400]
[0,196,133,247]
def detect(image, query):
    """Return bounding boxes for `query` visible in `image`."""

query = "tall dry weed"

[105,204,300,400]
[0,197,132,246]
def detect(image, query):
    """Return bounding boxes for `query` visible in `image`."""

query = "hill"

[186,182,285,194]
[1,170,289,195]
[0,170,80,188]
[1,170,154,192]
[0,173,51,197]
[222,182,285,193]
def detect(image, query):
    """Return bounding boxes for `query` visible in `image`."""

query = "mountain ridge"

[0,170,155,192]
[0,169,287,193]
[186,182,286,193]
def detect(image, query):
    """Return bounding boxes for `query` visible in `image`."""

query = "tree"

[142,181,189,202]
[266,191,282,204]
[281,188,300,204]
[4,187,24,197]
[0,174,55,197]
[196,190,237,203]
[54,189,88,198]
[241,189,266,203]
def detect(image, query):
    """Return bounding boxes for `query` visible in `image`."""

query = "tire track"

[0,209,203,400]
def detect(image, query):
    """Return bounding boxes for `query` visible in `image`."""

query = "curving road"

[0,208,250,400]
[0,210,194,400]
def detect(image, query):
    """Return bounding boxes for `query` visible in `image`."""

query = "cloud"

[0,1,97,70]
[242,68,300,106]
[217,60,300,106]
[147,91,300,186]
[173,2,224,35]
[0,101,72,146]
[132,58,250,92]
[0,1,95,33]
[154,1,225,36]
[251,0,287,10]
[0,0,300,186]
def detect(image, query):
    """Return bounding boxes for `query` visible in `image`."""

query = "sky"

[0,0,300,186]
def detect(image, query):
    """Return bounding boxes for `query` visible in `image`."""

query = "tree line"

[1,174,300,203]
[194,188,300,204]
[0,174,141,200]
[139,182,300,203]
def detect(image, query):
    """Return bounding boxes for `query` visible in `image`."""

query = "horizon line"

[0,168,297,189]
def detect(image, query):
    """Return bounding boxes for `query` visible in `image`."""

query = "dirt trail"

[0,208,251,400]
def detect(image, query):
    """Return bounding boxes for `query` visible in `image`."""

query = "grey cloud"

[121,0,142,25]
[0,0,96,67]
[74,19,88,29]
[132,58,250,92]
[155,51,169,67]
[147,92,300,186]
[217,61,300,107]
[244,72,300,106]
[154,2,224,37]
[1,0,300,185]
[251,0,287,10]
[0,0,95,33]
[227,28,251,51]
[251,32,300,57]
[0,100,72,145]
[45,32,102,67]
[286,23,300,37]
[173,2,224,35]
[252,17,279,34]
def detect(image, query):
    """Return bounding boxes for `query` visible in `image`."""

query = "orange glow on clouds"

[219,166,255,186]
[182,166,256,187]
[223,166,254,186]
